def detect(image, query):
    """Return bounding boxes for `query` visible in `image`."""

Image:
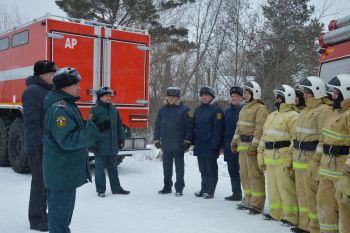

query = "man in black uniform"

[23,60,57,232]
[193,86,224,199]
[154,87,193,196]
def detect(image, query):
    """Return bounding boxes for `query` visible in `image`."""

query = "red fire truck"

[319,15,350,82]
[0,14,150,173]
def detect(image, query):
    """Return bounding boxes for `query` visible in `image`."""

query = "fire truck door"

[50,31,101,103]
[103,38,148,106]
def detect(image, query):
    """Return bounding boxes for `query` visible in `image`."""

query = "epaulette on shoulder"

[55,100,66,108]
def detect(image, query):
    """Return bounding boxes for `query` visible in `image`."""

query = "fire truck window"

[0,37,9,51]
[12,30,28,48]
[320,57,350,83]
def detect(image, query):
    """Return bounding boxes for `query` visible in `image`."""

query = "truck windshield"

[319,56,350,83]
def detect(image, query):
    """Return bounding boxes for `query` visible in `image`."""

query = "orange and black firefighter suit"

[317,99,350,233]
[257,103,299,225]
[284,97,333,233]
[231,99,269,212]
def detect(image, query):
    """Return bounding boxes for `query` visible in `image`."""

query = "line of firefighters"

[232,75,350,233]
[155,75,350,233]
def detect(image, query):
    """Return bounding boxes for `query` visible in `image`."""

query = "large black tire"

[8,118,30,173]
[0,118,10,166]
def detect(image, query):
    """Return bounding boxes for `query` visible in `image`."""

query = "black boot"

[236,203,249,210]
[112,188,130,195]
[291,226,310,233]
[175,191,183,196]
[158,188,172,194]
[224,194,242,201]
[203,193,214,199]
[262,213,276,221]
[280,219,296,227]
[30,222,48,232]
[194,191,204,197]
[248,208,261,215]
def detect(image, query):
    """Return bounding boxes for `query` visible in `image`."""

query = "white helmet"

[244,81,261,100]
[298,76,326,99]
[327,74,350,100]
[273,85,296,104]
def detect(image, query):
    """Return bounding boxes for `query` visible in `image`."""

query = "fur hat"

[166,87,181,97]
[199,86,215,98]
[230,86,243,96]
[33,60,57,76]
[53,67,81,89]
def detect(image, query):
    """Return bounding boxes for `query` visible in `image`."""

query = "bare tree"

[0,3,27,32]
[182,0,224,98]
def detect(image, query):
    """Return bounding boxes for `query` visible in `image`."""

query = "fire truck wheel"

[0,118,10,166]
[8,118,30,173]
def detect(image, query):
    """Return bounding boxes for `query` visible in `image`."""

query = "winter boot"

[225,194,242,201]
[262,213,276,221]
[248,208,261,215]
[30,222,48,232]
[112,188,130,195]
[236,203,249,210]
[203,193,214,199]
[194,191,204,197]
[175,191,183,197]
[290,226,310,233]
[280,219,296,227]
[97,193,106,198]
[158,188,172,194]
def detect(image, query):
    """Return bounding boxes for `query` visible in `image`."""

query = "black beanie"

[33,60,57,76]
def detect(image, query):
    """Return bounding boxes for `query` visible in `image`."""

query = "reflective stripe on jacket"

[232,100,269,150]
[258,103,298,166]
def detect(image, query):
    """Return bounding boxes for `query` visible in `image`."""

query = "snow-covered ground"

[0,148,290,233]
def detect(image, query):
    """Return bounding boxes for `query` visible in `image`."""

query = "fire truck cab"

[0,15,150,173]
[319,15,350,82]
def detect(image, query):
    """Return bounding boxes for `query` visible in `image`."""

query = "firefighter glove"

[95,119,111,132]
[335,175,350,204]
[183,141,191,151]
[247,145,257,156]
[283,166,294,179]
[257,152,265,171]
[154,140,161,149]
[306,159,319,181]
[231,142,238,153]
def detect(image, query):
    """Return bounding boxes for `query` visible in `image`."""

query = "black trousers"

[197,156,218,195]
[163,152,185,192]
[47,189,76,233]
[28,149,47,226]
[227,159,242,196]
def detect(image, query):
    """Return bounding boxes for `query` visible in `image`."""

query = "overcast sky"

[2,0,350,30]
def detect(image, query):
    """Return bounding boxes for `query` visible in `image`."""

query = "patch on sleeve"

[56,116,67,128]
[216,112,223,120]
